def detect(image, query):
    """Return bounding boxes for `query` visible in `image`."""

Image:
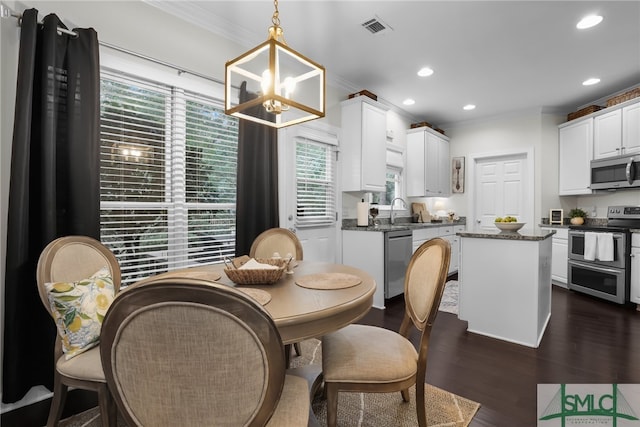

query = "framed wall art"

[452,157,465,193]
[549,209,563,225]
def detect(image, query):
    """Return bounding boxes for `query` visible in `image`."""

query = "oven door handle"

[570,260,622,275]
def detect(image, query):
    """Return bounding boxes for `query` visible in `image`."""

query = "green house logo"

[539,384,639,426]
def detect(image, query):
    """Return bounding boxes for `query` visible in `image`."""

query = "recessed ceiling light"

[463,104,476,111]
[577,15,603,29]
[583,78,601,86]
[417,67,434,77]
[403,98,415,106]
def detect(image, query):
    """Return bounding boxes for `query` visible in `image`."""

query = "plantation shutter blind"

[295,137,336,228]
[100,70,238,285]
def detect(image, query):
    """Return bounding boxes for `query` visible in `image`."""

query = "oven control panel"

[608,206,640,219]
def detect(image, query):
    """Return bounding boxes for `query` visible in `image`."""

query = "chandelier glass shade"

[224,1,326,128]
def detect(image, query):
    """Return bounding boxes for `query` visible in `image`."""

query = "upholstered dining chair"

[250,227,304,358]
[100,277,310,427]
[321,237,451,427]
[250,227,304,261]
[36,235,120,427]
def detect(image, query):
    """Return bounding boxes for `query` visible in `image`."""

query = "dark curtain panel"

[2,9,100,403]
[235,81,279,255]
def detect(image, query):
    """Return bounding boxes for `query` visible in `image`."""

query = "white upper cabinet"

[623,102,640,155]
[593,101,640,160]
[340,97,389,192]
[558,118,593,195]
[406,127,450,197]
[593,109,622,159]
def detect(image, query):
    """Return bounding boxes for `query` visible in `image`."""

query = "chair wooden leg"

[401,387,410,402]
[294,341,302,356]
[46,373,68,427]
[415,382,427,427]
[97,384,115,427]
[285,344,292,367]
[325,382,339,427]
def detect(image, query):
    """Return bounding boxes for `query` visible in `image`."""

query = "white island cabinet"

[457,228,554,348]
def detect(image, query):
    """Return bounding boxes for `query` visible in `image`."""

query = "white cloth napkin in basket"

[239,258,280,270]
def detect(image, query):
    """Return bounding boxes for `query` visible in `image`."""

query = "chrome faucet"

[390,197,408,224]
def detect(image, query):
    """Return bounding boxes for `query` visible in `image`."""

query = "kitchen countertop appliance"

[567,206,640,304]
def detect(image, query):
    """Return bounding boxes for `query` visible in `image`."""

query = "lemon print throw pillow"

[45,266,115,359]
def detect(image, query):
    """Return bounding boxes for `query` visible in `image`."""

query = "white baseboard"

[1,386,52,414]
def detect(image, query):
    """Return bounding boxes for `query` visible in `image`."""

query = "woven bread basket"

[224,258,287,285]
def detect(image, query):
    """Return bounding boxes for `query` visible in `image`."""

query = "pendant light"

[224,0,326,128]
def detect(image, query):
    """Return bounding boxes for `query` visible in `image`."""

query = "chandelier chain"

[271,0,280,27]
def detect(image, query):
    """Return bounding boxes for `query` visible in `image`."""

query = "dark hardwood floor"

[3,281,640,427]
[360,281,640,426]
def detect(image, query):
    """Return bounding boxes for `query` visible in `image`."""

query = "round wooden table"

[133,261,376,345]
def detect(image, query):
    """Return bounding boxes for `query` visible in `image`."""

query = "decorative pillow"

[45,266,115,360]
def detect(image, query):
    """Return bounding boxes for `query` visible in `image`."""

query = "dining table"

[132,259,377,345]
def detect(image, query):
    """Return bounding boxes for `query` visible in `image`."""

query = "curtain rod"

[99,41,225,86]
[1,3,76,36]
[1,3,225,86]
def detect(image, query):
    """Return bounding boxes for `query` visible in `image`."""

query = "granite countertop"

[342,219,466,232]
[538,223,570,229]
[457,227,555,241]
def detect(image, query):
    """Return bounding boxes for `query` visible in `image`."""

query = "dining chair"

[321,237,451,427]
[250,227,304,261]
[250,227,304,358]
[100,277,310,427]
[36,235,120,427]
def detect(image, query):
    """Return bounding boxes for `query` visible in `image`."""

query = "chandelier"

[224,0,326,128]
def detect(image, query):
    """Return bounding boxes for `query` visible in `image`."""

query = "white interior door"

[279,123,340,263]
[471,150,532,231]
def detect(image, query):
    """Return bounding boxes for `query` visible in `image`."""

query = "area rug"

[439,280,459,315]
[60,339,479,427]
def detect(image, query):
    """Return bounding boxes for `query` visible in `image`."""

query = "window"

[100,70,238,285]
[371,148,404,208]
[295,137,336,227]
[371,167,402,205]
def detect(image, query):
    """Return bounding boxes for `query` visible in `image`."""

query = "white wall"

[430,109,562,226]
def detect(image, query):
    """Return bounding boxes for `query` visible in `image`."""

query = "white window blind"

[295,137,336,227]
[100,70,238,285]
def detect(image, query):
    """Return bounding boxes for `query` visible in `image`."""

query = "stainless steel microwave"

[590,155,640,190]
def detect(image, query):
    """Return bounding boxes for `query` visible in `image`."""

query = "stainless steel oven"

[568,259,628,304]
[567,206,639,305]
[568,229,626,268]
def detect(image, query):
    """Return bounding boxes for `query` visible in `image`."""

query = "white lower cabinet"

[631,234,640,305]
[412,225,464,275]
[342,230,385,309]
[541,227,568,287]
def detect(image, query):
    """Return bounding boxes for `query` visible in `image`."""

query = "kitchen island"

[457,228,554,348]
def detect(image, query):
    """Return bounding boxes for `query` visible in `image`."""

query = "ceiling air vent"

[361,15,393,35]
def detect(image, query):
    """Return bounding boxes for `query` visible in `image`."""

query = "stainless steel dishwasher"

[384,229,413,299]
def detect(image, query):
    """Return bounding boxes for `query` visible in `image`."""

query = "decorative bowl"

[494,222,525,232]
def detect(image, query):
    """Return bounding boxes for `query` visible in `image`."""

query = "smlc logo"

[539,384,640,426]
